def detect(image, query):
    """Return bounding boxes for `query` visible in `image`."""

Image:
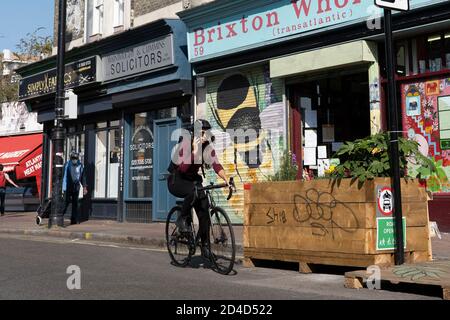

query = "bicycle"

[165,177,237,275]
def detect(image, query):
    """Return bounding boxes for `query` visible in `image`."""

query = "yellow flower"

[371,147,382,155]
[325,165,336,175]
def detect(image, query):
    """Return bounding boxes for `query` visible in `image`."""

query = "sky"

[0,1,54,52]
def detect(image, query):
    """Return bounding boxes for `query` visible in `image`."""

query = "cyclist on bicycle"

[167,119,228,256]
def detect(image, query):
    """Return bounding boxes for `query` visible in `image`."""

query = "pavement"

[0,212,449,261]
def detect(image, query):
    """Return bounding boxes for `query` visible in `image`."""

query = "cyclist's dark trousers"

[0,188,5,215]
[168,172,209,244]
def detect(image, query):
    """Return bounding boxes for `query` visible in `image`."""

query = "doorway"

[289,69,371,177]
[152,118,179,222]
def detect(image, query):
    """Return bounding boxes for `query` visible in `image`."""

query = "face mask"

[71,160,78,165]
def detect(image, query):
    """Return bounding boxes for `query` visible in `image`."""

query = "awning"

[15,145,43,180]
[0,133,43,174]
[270,40,377,78]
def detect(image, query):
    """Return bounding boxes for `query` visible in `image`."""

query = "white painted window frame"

[113,0,125,28]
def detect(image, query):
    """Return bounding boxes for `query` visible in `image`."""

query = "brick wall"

[133,0,180,17]
[54,0,85,45]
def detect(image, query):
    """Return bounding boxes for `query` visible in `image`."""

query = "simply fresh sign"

[187,0,445,61]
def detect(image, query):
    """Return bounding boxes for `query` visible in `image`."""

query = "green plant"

[331,133,436,184]
[268,150,299,181]
[414,158,449,192]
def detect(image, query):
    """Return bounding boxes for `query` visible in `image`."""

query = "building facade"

[0,50,43,211]
[177,0,450,229]
[18,1,191,223]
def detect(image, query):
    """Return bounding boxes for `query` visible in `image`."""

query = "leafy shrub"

[330,133,436,183]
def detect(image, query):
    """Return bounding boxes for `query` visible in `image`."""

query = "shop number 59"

[194,46,204,57]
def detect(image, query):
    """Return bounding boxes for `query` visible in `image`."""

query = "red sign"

[15,146,43,180]
[377,187,394,216]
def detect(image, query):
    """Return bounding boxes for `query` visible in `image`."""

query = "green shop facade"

[17,19,192,223]
[178,0,450,229]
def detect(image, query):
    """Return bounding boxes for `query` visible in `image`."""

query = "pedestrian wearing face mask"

[62,152,87,225]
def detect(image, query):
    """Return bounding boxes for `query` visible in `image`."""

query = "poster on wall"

[406,95,421,116]
[401,78,450,193]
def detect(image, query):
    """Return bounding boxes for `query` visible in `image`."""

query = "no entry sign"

[376,186,394,217]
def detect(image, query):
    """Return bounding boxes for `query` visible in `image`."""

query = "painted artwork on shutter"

[401,78,450,193]
[203,64,286,223]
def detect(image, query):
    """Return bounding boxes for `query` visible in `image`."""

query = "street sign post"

[375,0,410,265]
[375,0,410,11]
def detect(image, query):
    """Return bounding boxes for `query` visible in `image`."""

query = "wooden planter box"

[243,178,432,270]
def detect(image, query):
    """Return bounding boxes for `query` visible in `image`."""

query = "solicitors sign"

[19,56,100,101]
[186,0,446,62]
[102,34,174,82]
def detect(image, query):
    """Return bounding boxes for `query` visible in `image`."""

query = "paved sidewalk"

[1,212,449,261]
[0,212,244,254]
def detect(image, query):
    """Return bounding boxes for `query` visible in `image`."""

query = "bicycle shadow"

[172,256,238,276]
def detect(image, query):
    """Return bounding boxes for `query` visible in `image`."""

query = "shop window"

[396,43,407,75]
[94,121,121,199]
[445,32,450,69]
[427,34,443,72]
[289,70,370,178]
[94,130,107,198]
[66,133,85,164]
[128,113,154,200]
[108,129,121,198]
[410,31,450,74]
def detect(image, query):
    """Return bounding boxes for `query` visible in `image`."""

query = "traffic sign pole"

[383,8,405,265]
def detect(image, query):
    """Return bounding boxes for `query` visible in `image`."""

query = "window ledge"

[88,34,103,42]
[395,69,450,81]
[113,25,124,34]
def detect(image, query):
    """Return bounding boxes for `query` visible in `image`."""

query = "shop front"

[0,133,42,211]
[395,29,450,231]
[17,19,192,223]
[178,0,450,224]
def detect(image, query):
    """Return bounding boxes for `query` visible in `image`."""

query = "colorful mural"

[203,65,286,222]
[401,78,450,193]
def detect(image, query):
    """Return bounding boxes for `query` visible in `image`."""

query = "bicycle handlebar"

[196,177,236,201]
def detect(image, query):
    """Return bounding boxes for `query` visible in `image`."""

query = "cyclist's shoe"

[201,245,212,260]
[175,215,192,234]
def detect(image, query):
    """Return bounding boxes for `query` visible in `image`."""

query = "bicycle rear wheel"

[166,206,193,267]
[209,207,236,275]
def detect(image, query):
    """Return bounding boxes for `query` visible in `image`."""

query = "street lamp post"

[49,0,67,228]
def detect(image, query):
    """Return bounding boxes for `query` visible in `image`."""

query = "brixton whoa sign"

[187,0,444,62]
[102,35,174,82]
[19,56,100,101]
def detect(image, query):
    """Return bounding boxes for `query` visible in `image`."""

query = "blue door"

[153,118,179,222]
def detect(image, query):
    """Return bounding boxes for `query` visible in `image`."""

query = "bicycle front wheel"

[166,206,193,267]
[209,207,236,275]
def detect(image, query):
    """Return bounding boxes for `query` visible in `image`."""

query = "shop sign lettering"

[19,56,100,101]
[0,150,30,160]
[102,35,174,82]
[24,154,42,176]
[187,0,446,61]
